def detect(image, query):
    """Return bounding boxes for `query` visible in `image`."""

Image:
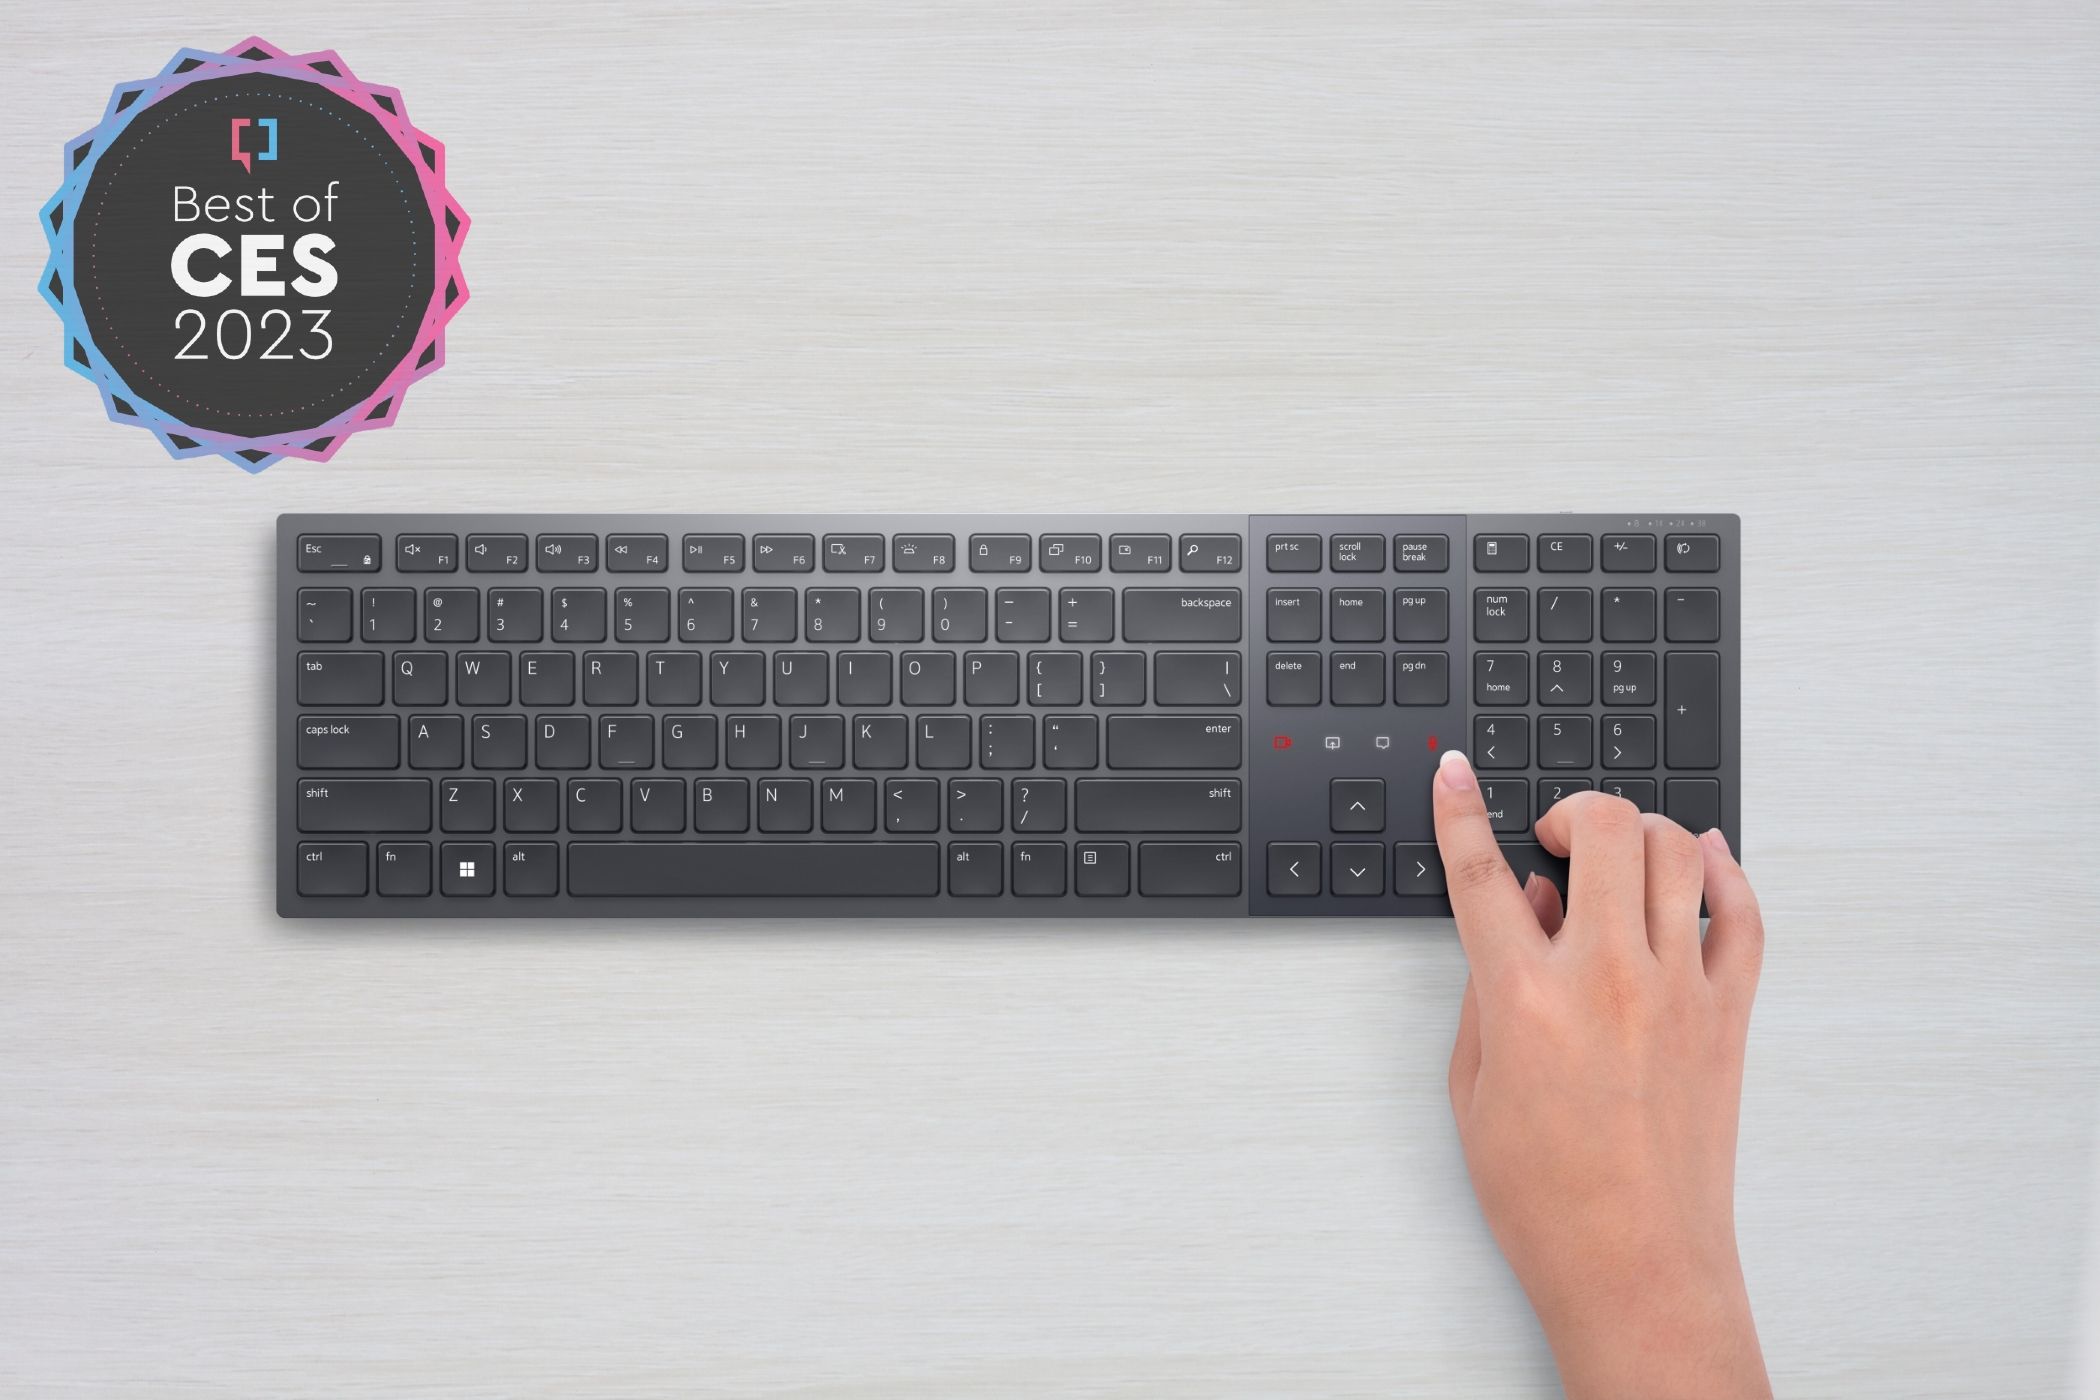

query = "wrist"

[1530,1238,1769,1400]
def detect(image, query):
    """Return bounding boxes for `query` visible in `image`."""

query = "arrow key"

[1266,842,1322,897]
[1329,777,1386,832]
[1330,842,1385,896]
[1392,843,1446,897]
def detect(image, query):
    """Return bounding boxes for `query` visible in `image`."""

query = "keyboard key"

[1329,533,1385,572]
[885,778,942,831]
[297,714,399,769]
[822,534,885,572]
[947,778,1003,833]
[607,534,670,572]
[488,589,544,643]
[1155,652,1242,705]
[521,654,576,706]
[1012,842,1068,895]
[1109,534,1172,573]
[968,534,1032,572]
[1329,652,1384,705]
[441,777,497,833]
[947,842,1002,895]
[568,842,942,897]
[1599,777,1658,812]
[901,652,955,705]
[296,842,368,896]
[741,588,797,642]
[1537,716,1593,769]
[965,652,1021,706]
[1058,588,1115,642]
[361,588,416,642]
[1392,653,1448,706]
[1538,651,1593,706]
[916,716,972,769]
[566,778,623,832]
[376,842,432,896]
[1267,588,1321,642]
[1266,534,1322,572]
[869,588,925,642]
[757,778,814,833]
[466,534,529,572]
[837,652,892,706]
[1040,534,1103,572]
[995,589,1052,643]
[631,779,685,832]
[392,652,447,706]
[1537,535,1593,572]
[504,779,559,832]
[646,652,702,706]
[551,589,607,642]
[584,652,640,706]
[1392,535,1449,572]
[1665,652,1723,769]
[504,843,560,895]
[1473,588,1527,643]
[423,588,479,642]
[1392,844,1446,896]
[1267,842,1322,896]
[297,535,381,572]
[1329,589,1385,642]
[393,534,456,573]
[1666,534,1722,572]
[980,714,1035,768]
[1537,778,1594,820]
[803,588,861,642]
[1392,589,1449,642]
[893,534,956,572]
[1076,842,1132,896]
[599,715,654,768]
[1601,587,1656,643]
[1138,842,1241,896]
[297,777,430,832]
[1537,588,1593,643]
[725,715,783,768]
[1603,651,1657,705]
[297,588,353,642]
[694,779,751,832]
[1474,652,1528,706]
[1478,780,1528,834]
[928,588,986,643]
[297,651,383,705]
[1026,651,1084,705]
[1106,715,1242,769]
[752,535,816,572]
[1602,534,1657,572]
[1011,778,1067,834]
[1076,779,1240,832]
[1330,843,1384,896]
[1178,534,1242,572]
[1665,587,1722,642]
[1266,652,1320,705]
[535,535,598,572]
[1122,588,1242,642]
[851,715,907,769]
[1044,715,1100,769]
[819,778,877,833]
[410,714,466,767]
[1473,534,1528,572]
[1664,778,1723,834]
[1330,778,1384,832]
[663,715,719,770]
[1602,715,1657,769]
[439,843,497,896]
[683,534,745,572]
[1473,715,1529,769]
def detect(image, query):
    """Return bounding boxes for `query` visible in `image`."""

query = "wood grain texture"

[2,2,2097,1395]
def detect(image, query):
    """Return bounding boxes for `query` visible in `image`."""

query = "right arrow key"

[1392,843,1447,897]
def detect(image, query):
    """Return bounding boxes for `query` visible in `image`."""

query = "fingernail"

[1521,873,1540,894]
[1700,827,1730,856]
[1437,749,1476,792]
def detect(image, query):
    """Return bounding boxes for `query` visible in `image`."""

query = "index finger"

[1432,750,1546,974]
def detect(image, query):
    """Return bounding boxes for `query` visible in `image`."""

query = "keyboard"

[278,514,1739,917]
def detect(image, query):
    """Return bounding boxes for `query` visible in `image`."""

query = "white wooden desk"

[3,3,2096,1395]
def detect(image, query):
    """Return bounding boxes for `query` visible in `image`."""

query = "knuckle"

[1644,817,1703,880]
[1582,793,1643,836]
[1448,849,1512,897]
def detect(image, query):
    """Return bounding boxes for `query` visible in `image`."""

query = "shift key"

[1076,779,1241,832]
[297,778,432,832]
[1122,589,1242,642]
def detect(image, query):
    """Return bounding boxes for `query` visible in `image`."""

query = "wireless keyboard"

[277,514,1739,917]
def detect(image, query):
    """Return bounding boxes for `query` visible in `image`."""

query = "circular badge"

[40,38,468,471]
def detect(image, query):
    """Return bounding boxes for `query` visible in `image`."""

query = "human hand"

[1433,749,1770,1400]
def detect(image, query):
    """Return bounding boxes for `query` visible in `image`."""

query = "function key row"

[1262,532,1721,575]
[298,533,1246,577]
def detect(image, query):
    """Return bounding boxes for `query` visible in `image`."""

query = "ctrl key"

[1138,842,1242,897]
[296,842,368,896]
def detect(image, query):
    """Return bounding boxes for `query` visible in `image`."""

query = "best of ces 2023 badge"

[39,37,468,471]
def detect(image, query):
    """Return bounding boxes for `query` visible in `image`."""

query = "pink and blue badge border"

[39,37,470,472]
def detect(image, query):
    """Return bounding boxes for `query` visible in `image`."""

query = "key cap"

[1392,653,1449,706]
[1665,587,1722,643]
[1011,778,1067,833]
[1538,535,1593,572]
[1138,842,1241,896]
[819,778,878,833]
[1603,651,1657,705]
[296,842,368,895]
[1090,652,1146,706]
[1330,843,1384,896]
[1392,588,1449,642]
[1602,534,1657,572]
[947,842,1003,896]
[1044,715,1100,769]
[1473,589,1527,643]
[1664,778,1722,834]
[376,842,432,896]
[1058,588,1115,642]
[566,778,623,833]
[393,652,447,706]
[853,715,907,769]
[1265,652,1320,705]
[752,535,816,572]
[1012,842,1068,896]
[423,588,479,642]
[1330,534,1385,572]
[969,534,1032,572]
[980,714,1035,768]
[1329,589,1385,642]
[965,652,1021,706]
[757,778,815,833]
[1473,535,1528,572]
[296,535,381,572]
[1665,652,1723,768]
[1330,778,1384,832]
[297,588,353,642]
[946,778,1003,833]
[1537,587,1593,643]
[1266,534,1322,572]
[551,589,607,643]
[1602,715,1657,769]
[466,535,529,573]
[1478,780,1529,834]
[837,652,893,706]
[504,779,559,833]
[488,588,544,643]
[535,535,598,572]
[1392,844,1446,896]
[616,588,673,642]
[789,714,845,769]
[933,588,988,643]
[537,716,591,769]
[1473,652,1528,706]
[1027,651,1085,706]
[901,652,955,705]
[440,843,497,897]
[297,715,399,769]
[1108,534,1171,573]
[916,715,972,768]
[1267,842,1322,896]
[1392,535,1450,572]
[1665,534,1722,572]
[694,779,751,832]
[742,588,797,642]
[869,588,925,642]
[676,589,733,642]
[1155,652,1241,705]
[1536,777,1594,820]
[1538,651,1593,706]
[885,778,942,832]
[710,653,766,705]
[1075,842,1132,896]
[504,843,561,895]
[1106,715,1242,769]
[724,715,783,768]
[1039,535,1103,572]
[604,537,667,575]
[296,777,431,832]
[683,534,746,572]
[1601,587,1657,643]
[994,589,1051,643]
[1599,777,1658,812]
[1178,534,1241,571]
[800,586,860,643]
[599,715,654,769]
[397,535,459,572]
[297,651,383,705]
[1329,652,1384,705]
[440,777,497,833]
[1075,779,1241,832]
[409,714,466,769]
[662,715,719,770]
[893,534,955,572]
[584,652,639,706]
[361,588,416,642]
[1267,589,1321,642]
[817,533,884,572]
[521,653,576,706]
[1473,715,1529,769]
[1538,716,1593,769]
[646,652,702,706]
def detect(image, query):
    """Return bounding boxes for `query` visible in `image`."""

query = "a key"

[518,648,575,706]
[1330,778,1384,832]
[947,778,1004,833]
[1473,652,1528,706]
[694,779,752,832]
[393,652,447,706]
[710,653,766,705]
[1330,843,1385,896]
[892,534,955,572]
[1266,535,1322,573]
[933,588,989,643]
[1122,589,1242,643]
[1601,588,1657,643]
[837,652,893,706]
[1537,587,1593,643]
[376,842,433,896]
[1665,587,1722,643]
[1473,535,1528,572]
[297,588,353,642]
[410,713,466,768]
[742,588,797,642]
[995,588,1052,643]
[1178,534,1242,572]
[1599,777,1658,812]
[964,652,1021,706]
[1075,842,1132,896]
[724,715,783,769]
[803,588,861,642]
[615,588,673,642]
[752,535,816,572]
[1665,652,1723,768]
[678,588,734,642]
[1328,652,1384,705]
[1538,535,1593,573]
[1329,534,1385,572]
[1665,534,1722,572]
[884,778,942,832]
[1267,843,1322,896]
[1478,780,1529,834]
[297,715,399,769]
[1155,652,1240,705]
[551,589,607,643]
[397,535,459,572]
[1602,534,1657,572]
[1602,651,1657,705]
[466,535,529,573]
[1538,651,1594,706]
[296,777,430,831]
[683,534,746,572]
[360,588,416,642]
[900,652,955,705]
[916,716,972,769]
[1602,715,1657,769]
[536,716,591,769]
[1536,777,1594,820]
[968,534,1032,573]
[1664,778,1722,834]
[1472,715,1529,769]
[504,843,562,895]
[1011,843,1068,896]
[789,715,846,769]
[852,715,907,769]
[1090,652,1146,706]
[1392,653,1448,706]
[440,778,497,833]
[662,715,719,770]
[598,715,653,769]
[819,778,878,833]
[1011,777,1067,832]
[645,653,702,706]
[822,535,884,572]
[504,779,559,833]
[1265,652,1320,705]
[1074,779,1240,832]
[487,588,544,643]
[1044,715,1101,769]
[1109,535,1172,573]
[1392,535,1449,572]
[869,588,925,642]
[422,588,479,642]
[1537,716,1593,769]
[946,842,1002,895]
[1392,844,1446,896]
[1027,652,1085,706]
[1105,715,1241,769]
[1058,589,1115,642]
[1473,588,1527,643]
[297,535,381,572]
[535,535,598,572]
[297,651,383,706]
[566,779,623,833]
[439,844,497,896]
[296,843,368,896]
[980,715,1035,769]
[1329,589,1385,642]
[583,652,639,706]
[757,779,815,833]
[1392,588,1449,642]
[1039,535,1103,572]
[1137,842,1241,896]
[1267,589,1322,642]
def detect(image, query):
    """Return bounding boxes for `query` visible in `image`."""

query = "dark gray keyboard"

[278,513,1739,917]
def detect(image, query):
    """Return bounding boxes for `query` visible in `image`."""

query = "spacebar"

[569,842,941,897]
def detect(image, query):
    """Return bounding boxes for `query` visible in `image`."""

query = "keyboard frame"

[276,512,1739,919]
